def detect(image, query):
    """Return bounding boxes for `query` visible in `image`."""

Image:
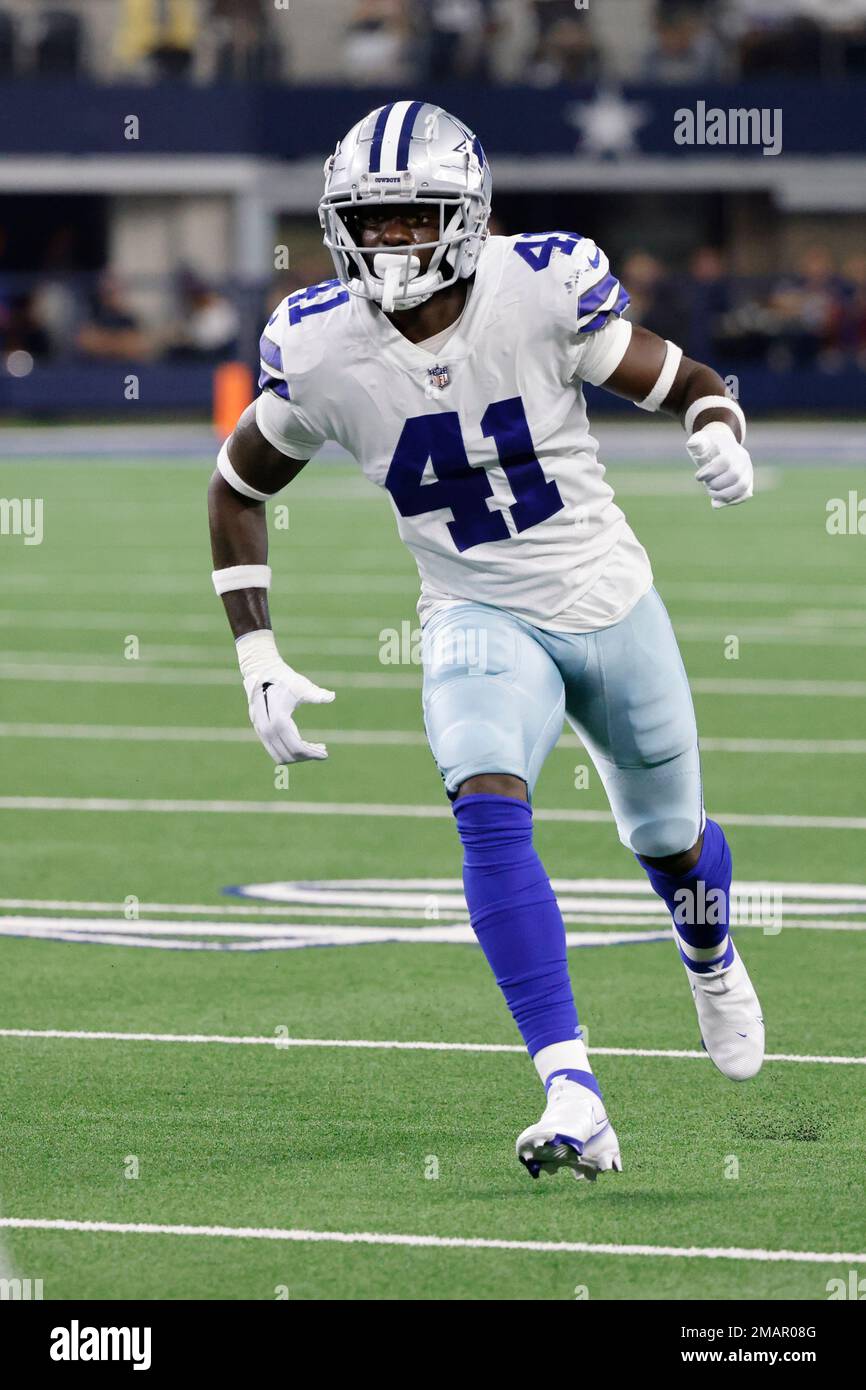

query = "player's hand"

[244,661,335,764]
[686,421,754,509]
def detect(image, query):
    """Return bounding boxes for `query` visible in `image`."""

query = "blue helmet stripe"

[395,100,423,170]
[368,103,394,173]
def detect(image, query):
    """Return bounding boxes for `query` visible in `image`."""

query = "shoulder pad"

[260,279,352,385]
[506,231,629,334]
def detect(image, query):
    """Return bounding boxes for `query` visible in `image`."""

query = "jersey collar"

[355,236,504,373]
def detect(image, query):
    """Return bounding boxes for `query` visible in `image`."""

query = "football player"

[208,101,762,1183]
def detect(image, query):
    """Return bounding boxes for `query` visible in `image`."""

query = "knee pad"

[629,811,704,859]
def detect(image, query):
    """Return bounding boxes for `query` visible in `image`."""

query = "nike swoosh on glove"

[686,420,754,509]
[244,663,335,764]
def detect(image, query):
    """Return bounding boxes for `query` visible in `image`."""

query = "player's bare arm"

[601,323,754,509]
[207,403,307,638]
[208,404,334,765]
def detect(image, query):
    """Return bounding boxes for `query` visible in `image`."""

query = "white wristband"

[235,628,280,681]
[212,564,272,596]
[636,340,682,412]
[684,394,746,443]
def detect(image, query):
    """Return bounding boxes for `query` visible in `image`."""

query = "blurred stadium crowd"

[4,233,866,375]
[2,0,865,401]
[1,0,866,85]
[0,264,242,367]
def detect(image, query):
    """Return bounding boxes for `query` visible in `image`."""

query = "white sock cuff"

[533,1039,592,1085]
[673,926,731,962]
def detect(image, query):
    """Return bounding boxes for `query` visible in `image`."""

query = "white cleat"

[516,1076,622,1183]
[678,933,765,1081]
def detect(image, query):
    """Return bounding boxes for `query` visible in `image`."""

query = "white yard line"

[697,737,866,755]
[0,604,864,637]
[225,875,866,898]
[6,624,866,654]
[4,877,866,920]
[0,663,419,689]
[2,662,866,696]
[0,920,668,951]
[692,678,866,698]
[5,572,866,604]
[1,796,864,831]
[3,913,865,933]
[662,580,866,606]
[6,574,414,595]
[1,722,865,756]
[0,1028,861,1066]
[672,623,866,649]
[0,722,422,746]
[0,1215,861,1265]
[2,911,864,938]
[0,610,385,635]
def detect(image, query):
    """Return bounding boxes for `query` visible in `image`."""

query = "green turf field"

[0,431,864,1300]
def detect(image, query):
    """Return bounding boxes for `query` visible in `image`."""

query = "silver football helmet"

[319,101,492,313]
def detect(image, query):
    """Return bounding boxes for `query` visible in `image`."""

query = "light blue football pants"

[421,587,704,858]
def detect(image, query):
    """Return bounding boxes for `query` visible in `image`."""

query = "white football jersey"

[255,232,653,633]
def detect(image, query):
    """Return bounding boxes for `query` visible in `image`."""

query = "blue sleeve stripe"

[259,334,283,373]
[611,285,630,315]
[578,289,630,333]
[577,272,621,318]
[258,369,290,400]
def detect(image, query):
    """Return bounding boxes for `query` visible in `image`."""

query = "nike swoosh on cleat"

[588,249,601,268]
[736,1032,748,1038]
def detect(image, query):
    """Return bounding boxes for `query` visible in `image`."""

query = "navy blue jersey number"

[286,280,349,325]
[513,233,581,272]
[385,397,564,552]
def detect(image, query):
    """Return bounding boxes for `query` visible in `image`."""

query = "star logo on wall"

[564,88,650,158]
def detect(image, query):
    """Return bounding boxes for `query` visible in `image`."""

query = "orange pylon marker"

[213,361,254,439]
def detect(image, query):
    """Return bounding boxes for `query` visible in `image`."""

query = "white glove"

[237,630,335,764]
[686,420,754,509]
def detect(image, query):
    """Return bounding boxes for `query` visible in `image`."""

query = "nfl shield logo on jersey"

[427,363,450,390]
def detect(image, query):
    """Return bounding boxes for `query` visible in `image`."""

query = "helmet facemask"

[320,189,489,313]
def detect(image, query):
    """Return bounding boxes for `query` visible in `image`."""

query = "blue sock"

[638,818,734,973]
[454,794,580,1056]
